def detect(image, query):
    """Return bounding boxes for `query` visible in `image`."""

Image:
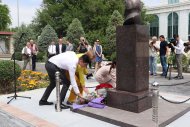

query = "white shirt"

[49,51,79,94]
[48,45,56,54]
[59,44,62,54]
[149,42,159,57]
[87,45,92,51]
[173,39,185,54]
[22,46,31,56]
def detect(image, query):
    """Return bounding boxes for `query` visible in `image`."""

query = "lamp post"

[171,7,173,38]
[17,0,20,28]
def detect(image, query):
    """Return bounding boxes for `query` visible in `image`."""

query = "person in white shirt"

[22,42,32,70]
[171,34,185,79]
[47,41,56,58]
[39,51,91,109]
[149,36,159,76]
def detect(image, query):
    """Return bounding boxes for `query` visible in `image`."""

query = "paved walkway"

[0,78,117,127]
[0,75,190,127]
[0,61,190,127]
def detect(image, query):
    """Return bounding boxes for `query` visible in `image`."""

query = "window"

[168,0,179,4]
[150,15,159,38]
[168,12,178,39]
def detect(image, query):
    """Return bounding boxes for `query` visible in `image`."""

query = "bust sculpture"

[123,0,142,25]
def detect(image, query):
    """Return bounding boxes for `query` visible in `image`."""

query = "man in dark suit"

[56,38,66,54]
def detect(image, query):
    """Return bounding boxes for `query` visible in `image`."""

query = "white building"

[144,0,190,41]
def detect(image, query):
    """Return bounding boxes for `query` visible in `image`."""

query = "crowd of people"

[21,33,189,110]
[22,39,38,71]
[149,34,186,80]
[21,36,117,109]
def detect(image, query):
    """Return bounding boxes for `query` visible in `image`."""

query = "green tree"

[32,0,125,41]
[38,24,58,51]
[141,2,155,25]
[66,18,85,51]
[0,4,11,30]
[105,10,124,59]
[31,0,153,48]
[13,24,36,52]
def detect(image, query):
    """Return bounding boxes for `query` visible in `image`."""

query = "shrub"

[38,24,58,51]
[66,18,85,51]
[182,54,189,72]
[0,60,21,94]
[105,10,123,57]
[110,52,116,61]
[14,52,22,61]
[36,52,47,62]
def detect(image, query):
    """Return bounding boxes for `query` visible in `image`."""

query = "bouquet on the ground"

[75,92,97,105]
[95,83,113,98]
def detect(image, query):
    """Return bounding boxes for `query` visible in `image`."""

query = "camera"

[168,38,176,52]
[184,42,190,53]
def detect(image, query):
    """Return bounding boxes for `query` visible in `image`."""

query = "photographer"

[184,35,190,53]
[77,37,87,53]
[171,34,185,79]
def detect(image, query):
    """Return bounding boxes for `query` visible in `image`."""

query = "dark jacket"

[56,44,66,54]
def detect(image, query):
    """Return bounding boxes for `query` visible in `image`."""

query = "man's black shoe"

[160,74,166,76]
[174,76,179,79]
[39,100,53,106]
[175,76,184,80]
[66,101,73,105]
[55,103,70,109]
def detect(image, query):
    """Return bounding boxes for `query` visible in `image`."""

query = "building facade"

[0,31,14,58]
[145,0,190,41]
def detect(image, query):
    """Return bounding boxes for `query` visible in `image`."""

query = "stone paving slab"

[0,102,58,127]
[74,99,190,127]
[0,109,33,127]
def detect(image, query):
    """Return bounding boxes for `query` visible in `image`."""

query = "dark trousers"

[48,54,55,59]
[160,55,167,75]
[89,61,92,69]
[40,61,70,103]
[32,55,37,71]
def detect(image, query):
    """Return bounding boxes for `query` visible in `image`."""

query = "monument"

[107,0,152,113]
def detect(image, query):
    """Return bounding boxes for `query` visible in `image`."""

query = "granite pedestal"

[107,25,151,113]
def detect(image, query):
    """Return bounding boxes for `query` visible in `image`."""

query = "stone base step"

[0,54,12,58]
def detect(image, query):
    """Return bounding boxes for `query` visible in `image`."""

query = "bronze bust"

[123,0,142,25]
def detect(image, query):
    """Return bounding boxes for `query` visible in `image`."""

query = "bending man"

[39,51,90,109]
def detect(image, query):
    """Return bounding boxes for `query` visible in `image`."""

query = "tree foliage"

[105,10,123,58]
[38,24,58,51]
[141,3,155,25]
[32,0,125,43]
[30,0,154,55]
[13,24,36,52]
[0,4,11,30]
[66,18,85,51]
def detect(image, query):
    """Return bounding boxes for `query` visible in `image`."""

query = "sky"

[2,0,43,27]
[1,0,160,28]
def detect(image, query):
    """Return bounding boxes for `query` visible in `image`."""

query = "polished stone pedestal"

[107,89,151,113]
[107,25,151,113]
